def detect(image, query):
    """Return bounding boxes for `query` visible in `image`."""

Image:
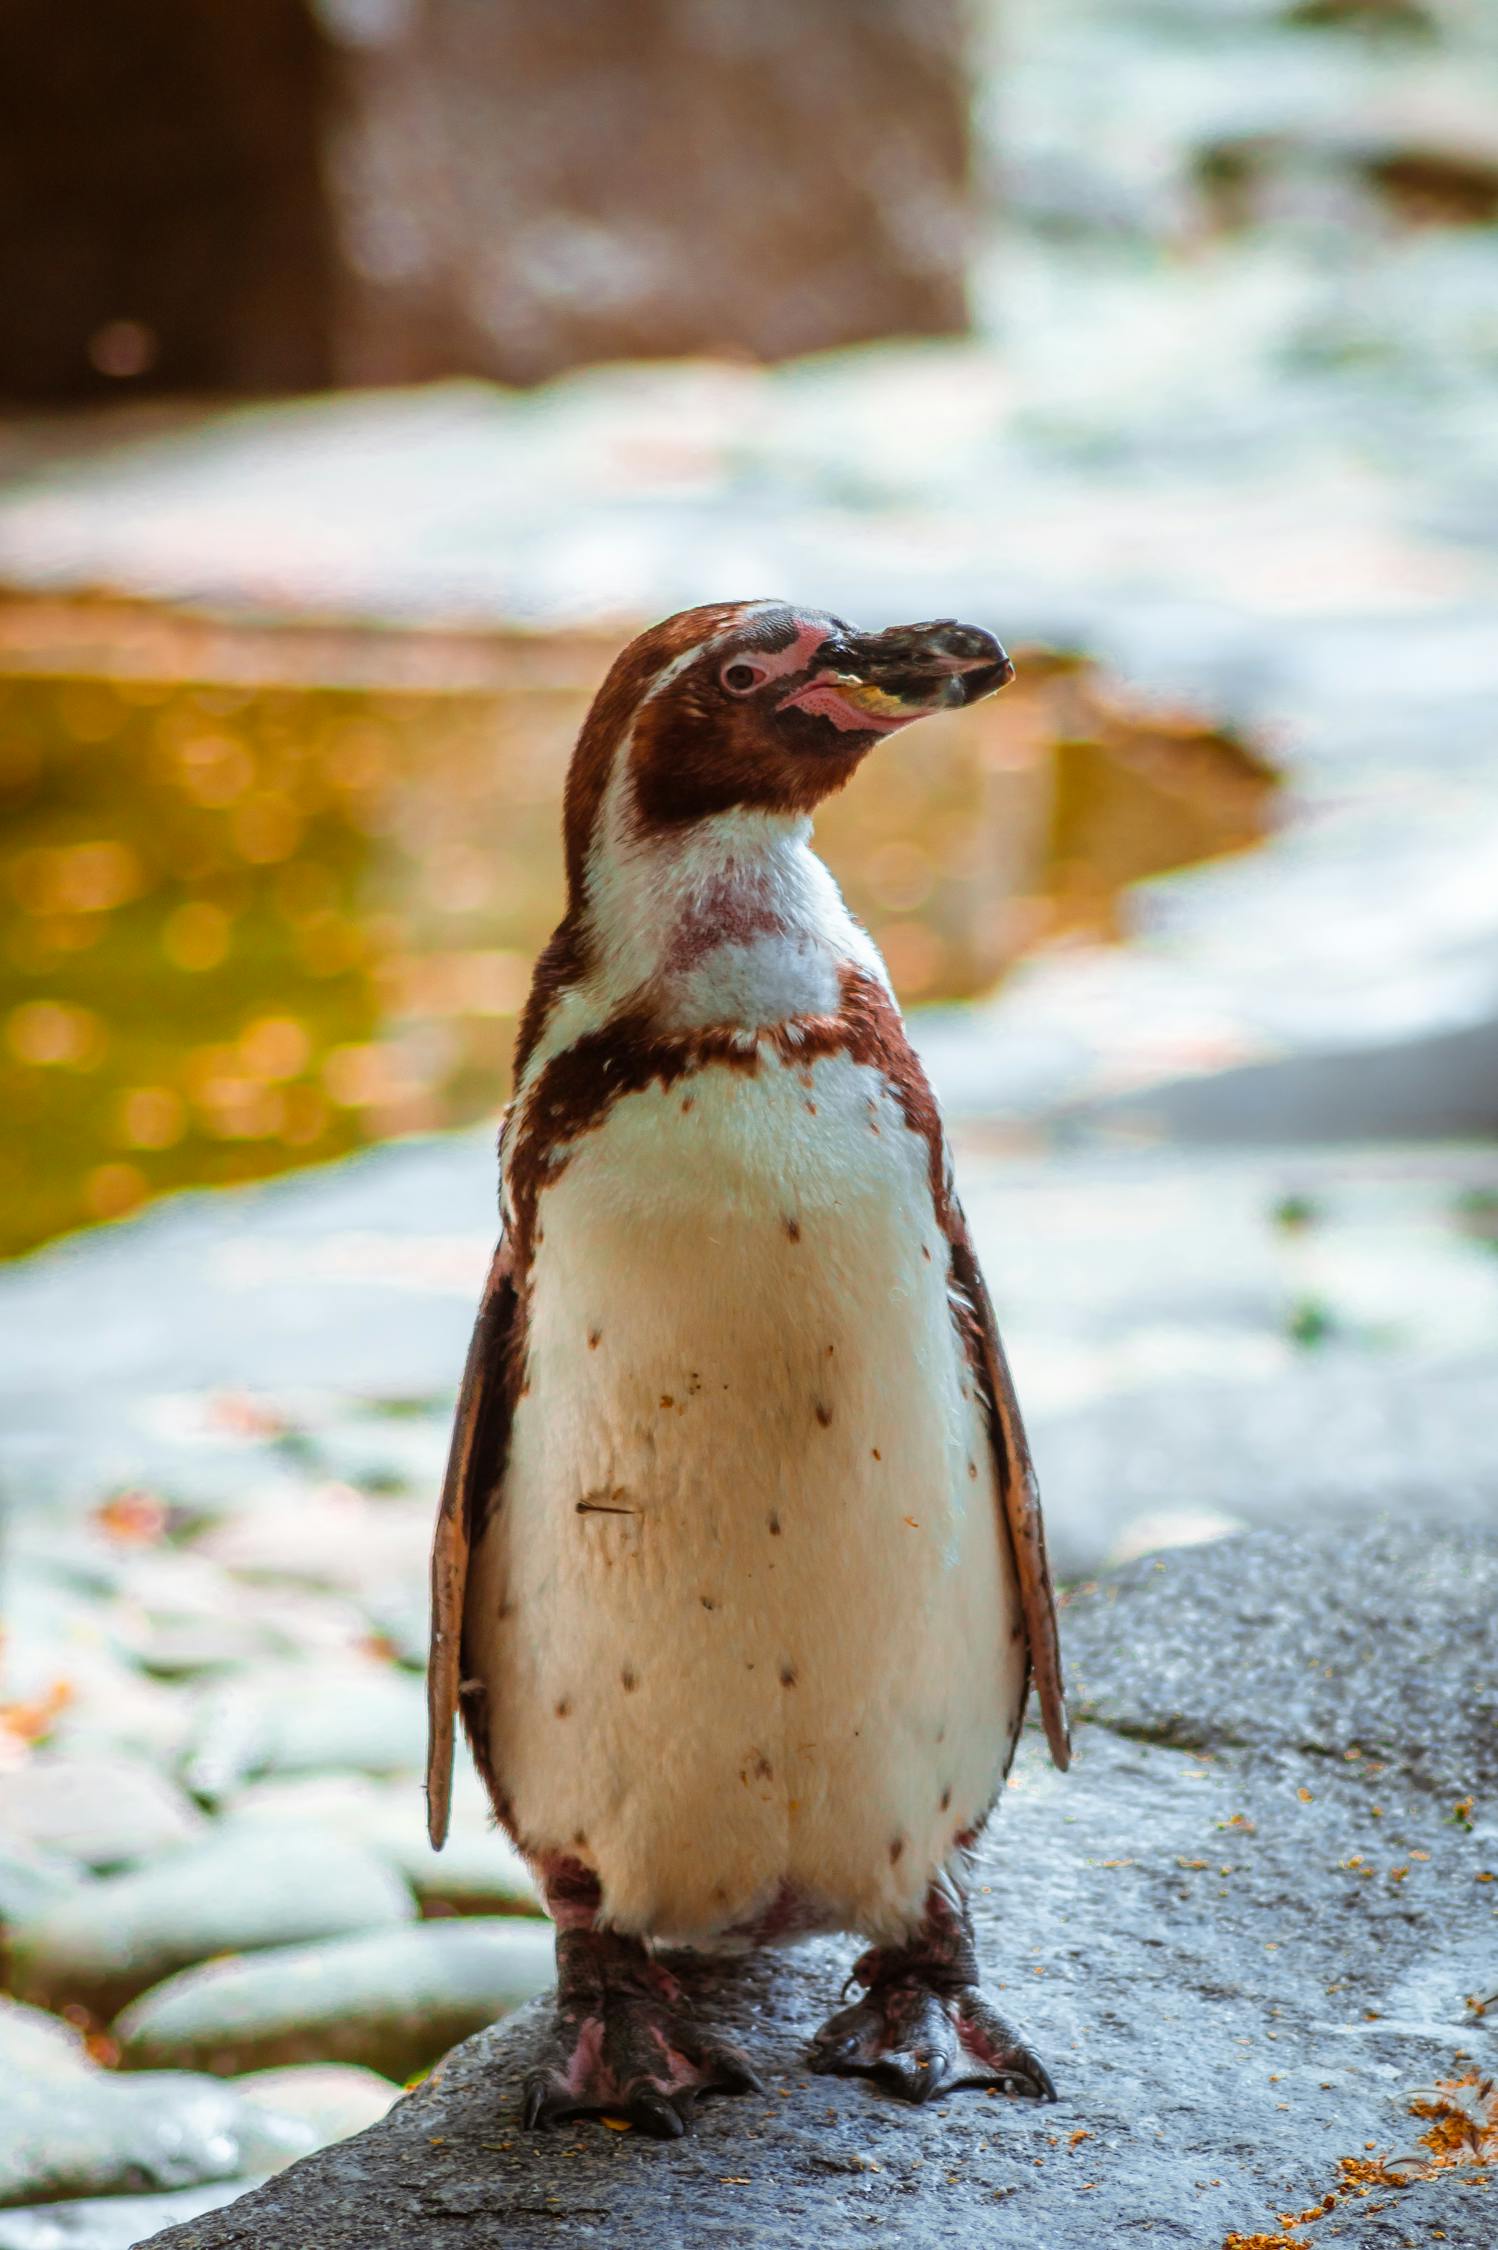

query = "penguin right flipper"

[946,1209,1072,1773]
[426,1233,519,1849]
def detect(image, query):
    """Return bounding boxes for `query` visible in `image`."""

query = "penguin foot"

[809,1977,1054,2104]
[809,1881,1055,2105]
[521,1928,762,2137]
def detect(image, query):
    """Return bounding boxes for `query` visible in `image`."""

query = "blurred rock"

[115,1918,554,2080]
[0,2180,260,2250]
[182,1661,429,1801]
[0,1998,305,2208]
[231,2065,402,2148]
[0,1999,89,2078]
[1195,113,1498,230]
[1077,1012,1498,1141]
[0,0,970,404]
[192,1487,429,1598]
[9,1828,415,2017]
[0,1842,77,1942]
[1365,136,1498,224]
[305,1417,449,1499]
[0,0,332,401]
[1,1756,203,1872]
[4,1639,194,1769]
[224,1771,541,1917]
[1101,1503,1246,1569]
[331,0,973,384]
[1284,0,1437,28]
[93,1549,296,1682]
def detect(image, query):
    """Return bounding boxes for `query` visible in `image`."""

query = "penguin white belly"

[470,1043,1026,1942]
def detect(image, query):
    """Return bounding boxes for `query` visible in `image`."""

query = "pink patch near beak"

[777,682,922,734]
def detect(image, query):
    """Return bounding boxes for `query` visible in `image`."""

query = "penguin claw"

[627,2087,689,2139]
[521,1996,761,2137]
[810,1981,1055,2106]
[520,2069,570,2132]
[958,1989,1057,2102]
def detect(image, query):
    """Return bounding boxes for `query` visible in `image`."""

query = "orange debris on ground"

[1222,2076,1496,2250]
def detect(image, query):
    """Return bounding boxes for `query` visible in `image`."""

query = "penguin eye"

[720,660,766,695]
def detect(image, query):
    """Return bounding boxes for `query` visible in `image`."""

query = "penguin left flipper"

[947,1204,1072,1771]
[426,1233,519,1849]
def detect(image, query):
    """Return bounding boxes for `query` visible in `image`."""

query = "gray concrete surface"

[137,1519,1498,2249]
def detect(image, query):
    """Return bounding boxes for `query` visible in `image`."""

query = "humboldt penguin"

[427,601,1070,2136]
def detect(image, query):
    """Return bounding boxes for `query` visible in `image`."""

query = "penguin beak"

[779,620,1014,734]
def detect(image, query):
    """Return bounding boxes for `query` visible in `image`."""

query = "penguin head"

[562,600,1013,907]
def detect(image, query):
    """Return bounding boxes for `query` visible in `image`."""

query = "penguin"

[427,600,1070,2137]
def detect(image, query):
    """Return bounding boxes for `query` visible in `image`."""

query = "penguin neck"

[583,804,864,1035]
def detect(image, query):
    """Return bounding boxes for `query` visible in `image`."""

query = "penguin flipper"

[948,1210,1072,1772]
[426,1233,520,1848]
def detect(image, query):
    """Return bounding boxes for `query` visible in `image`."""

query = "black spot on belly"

[889,1835,905,1866]
[814,1402,833,1428]
[780,1662,797,1688]
[768,1511,781,1536]
[701,1594,718,1611]
[620,1667,638,1693]
[588,1328,602,1349]
[785,1216,801,1244]
[939,1785,952,1812]
[555,1696,572,1718]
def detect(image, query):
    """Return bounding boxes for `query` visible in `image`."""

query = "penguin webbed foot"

[809,1883,1055,2106]
[522,1928,762,2138]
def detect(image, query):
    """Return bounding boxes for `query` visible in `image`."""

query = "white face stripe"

[638,608,836,707]
[638,639,714,708]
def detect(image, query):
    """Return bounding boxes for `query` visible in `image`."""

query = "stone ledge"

[140,1523,1498,2249]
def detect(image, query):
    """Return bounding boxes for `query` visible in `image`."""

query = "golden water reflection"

[0,608,1276,1258]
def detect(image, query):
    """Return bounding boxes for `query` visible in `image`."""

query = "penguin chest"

[469,1043,1024,1940]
